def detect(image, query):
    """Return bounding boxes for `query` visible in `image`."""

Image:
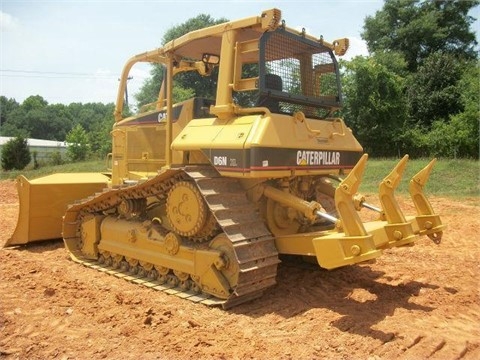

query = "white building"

[0,136,67,164]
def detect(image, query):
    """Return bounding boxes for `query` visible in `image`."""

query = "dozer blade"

[409,159,444,243]
[5,173,110,247]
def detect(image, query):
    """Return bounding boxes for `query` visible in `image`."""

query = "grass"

[359,157,479,198]
[0,160,107,181]
[1,158,478,199]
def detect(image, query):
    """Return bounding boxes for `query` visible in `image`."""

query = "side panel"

[207,147,362,175]
[172,112,363,177]
[112,98,215,184]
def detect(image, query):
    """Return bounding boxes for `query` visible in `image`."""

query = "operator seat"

[258,73,283,113]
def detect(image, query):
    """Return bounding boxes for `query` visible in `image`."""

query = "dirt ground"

[0,179,479,360]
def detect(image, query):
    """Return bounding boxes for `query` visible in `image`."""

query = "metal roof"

[0,136,67,148]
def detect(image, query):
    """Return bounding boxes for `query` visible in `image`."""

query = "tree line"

[0,96,115,162]
[341,0,479,158]
[1,0,478,166]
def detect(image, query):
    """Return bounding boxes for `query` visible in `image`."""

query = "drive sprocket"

[166,180,216,240]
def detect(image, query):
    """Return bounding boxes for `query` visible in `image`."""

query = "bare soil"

[1,179,479,359]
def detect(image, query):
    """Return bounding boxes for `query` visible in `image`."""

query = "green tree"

[1,136,31,170]
[135,14,228,109]
[45,103,73,140]
[66,124,89,162]
[405,61,480,158]
[0,106,29,138]
[362,0,478,72]
[1,96,48,139]
[0,97,20,134]
[342,55,408,156]
[22,94,48,111]
[407,51,464,128]
[1,95,73,141]
[87,104,115,158]
[1,97,115,159]
[358,0,478,158]
[68,102,113,132]
[135,70,164,109]
[49,150,64,166]
[450,62,480,158]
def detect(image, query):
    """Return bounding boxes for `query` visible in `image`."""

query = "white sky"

[1,0,478,109]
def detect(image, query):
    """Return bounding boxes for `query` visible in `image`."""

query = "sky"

[1,0,478,109]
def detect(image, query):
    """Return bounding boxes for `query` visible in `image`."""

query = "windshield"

[259,29,342,117]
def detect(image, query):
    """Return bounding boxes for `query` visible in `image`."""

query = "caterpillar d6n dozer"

[6,9,444,308]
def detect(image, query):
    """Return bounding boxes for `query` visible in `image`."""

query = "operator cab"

[148,27,344,120]
[257,29,343,118]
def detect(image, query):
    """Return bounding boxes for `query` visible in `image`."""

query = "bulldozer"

[6,9,444,308]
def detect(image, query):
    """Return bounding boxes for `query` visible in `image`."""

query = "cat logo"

[296,150,340,166]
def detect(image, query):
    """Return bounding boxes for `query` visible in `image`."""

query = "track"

[62,166,279,309]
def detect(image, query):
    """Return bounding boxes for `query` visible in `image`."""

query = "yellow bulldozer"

[6,9,444,308]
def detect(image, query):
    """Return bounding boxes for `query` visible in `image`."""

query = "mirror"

[202,53,220,65]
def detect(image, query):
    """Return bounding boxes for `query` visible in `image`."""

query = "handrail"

[330,118,346,138]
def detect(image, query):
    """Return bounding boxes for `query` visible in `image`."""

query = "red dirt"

[1,179,479,359]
